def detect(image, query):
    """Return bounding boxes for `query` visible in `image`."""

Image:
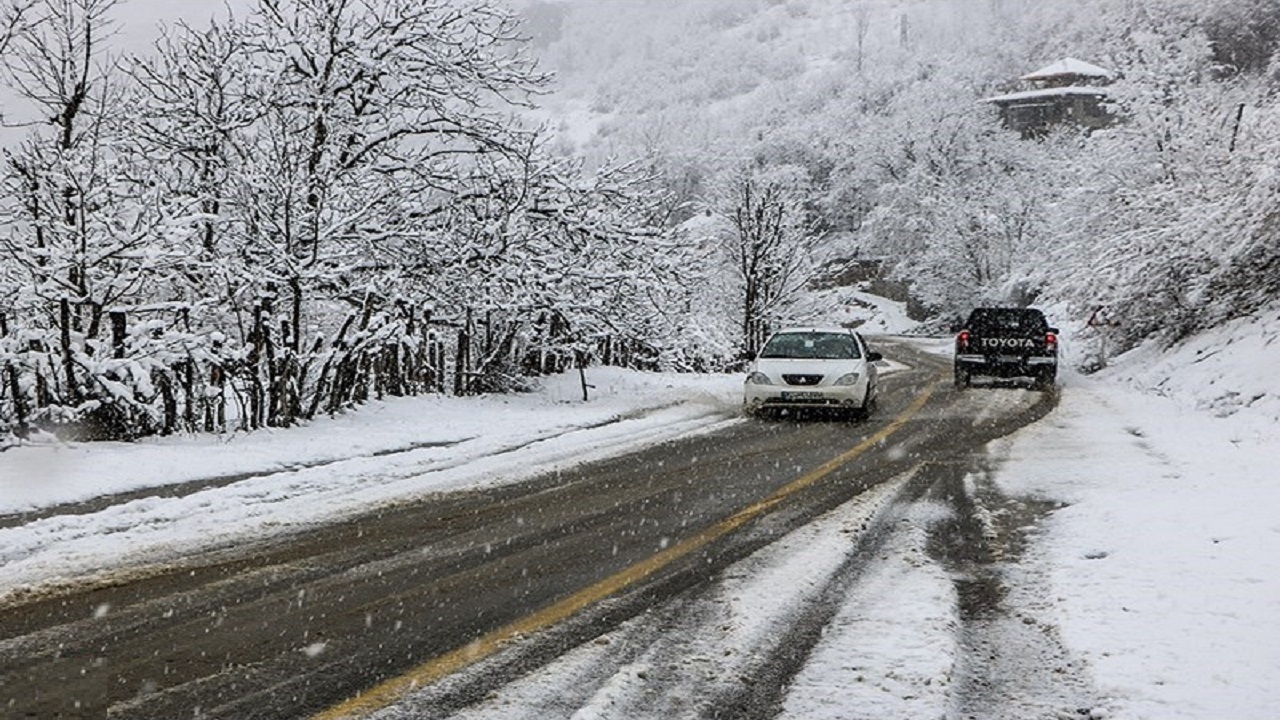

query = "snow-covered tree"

[1,0,676,441]
[0,0,212,438]
[715,164,816,356]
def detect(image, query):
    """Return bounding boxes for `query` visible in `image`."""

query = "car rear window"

[759,332,862,360]
[967,309,1047,333]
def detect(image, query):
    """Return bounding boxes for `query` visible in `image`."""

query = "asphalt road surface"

[0,340,1058,719]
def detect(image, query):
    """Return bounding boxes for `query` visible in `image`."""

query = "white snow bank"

[0,367,742,516]
[986,329,1280,719]
[0,368,746,599]
[1103,302,1280,424]
[791,287,920,335]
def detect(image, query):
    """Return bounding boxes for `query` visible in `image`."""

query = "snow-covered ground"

[2,301,1277,718]
[0,369,746,601]
[993,305,1280,719]
[793,285,919,335]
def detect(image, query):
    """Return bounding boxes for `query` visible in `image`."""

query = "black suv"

[954,307,1059,390]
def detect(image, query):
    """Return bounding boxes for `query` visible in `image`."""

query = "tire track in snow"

[926,454,1102,720]
[365,469,916,720]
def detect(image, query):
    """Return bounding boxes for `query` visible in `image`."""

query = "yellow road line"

[313,381,937,720]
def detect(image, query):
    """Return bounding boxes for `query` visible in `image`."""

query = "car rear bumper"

[956,354,1056,376]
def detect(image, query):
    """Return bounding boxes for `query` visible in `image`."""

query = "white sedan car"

[743,327,882,419]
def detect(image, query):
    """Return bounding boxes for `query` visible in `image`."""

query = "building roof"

[980,85,1110,105]
[1020,57,1116,82]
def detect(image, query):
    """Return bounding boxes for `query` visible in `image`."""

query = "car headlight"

[833,372,861,386]
[745,372,772,385]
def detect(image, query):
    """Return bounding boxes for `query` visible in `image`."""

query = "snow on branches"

[0,0,672,444]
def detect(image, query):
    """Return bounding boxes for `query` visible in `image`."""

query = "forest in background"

[0,0,1277,444]
[533,0,1280,343]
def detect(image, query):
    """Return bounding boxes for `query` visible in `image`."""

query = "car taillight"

[957,330,971,350]
[1046,332,1058,349]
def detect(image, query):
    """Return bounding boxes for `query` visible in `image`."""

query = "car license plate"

[781,391,822,400]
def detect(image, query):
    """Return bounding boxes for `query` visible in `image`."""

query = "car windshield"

[968,309,1047,333]
[758,332,861,360]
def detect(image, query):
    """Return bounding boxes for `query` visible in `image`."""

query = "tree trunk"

[454,326,470,396]
[110,310,127,359]
[60,298,81,404]
[1,313,30,439]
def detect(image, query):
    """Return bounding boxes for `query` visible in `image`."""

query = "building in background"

[982,58,1117,137]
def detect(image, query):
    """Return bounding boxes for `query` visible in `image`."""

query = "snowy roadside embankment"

[986,304,1280,719]
[1105,305,1280,424]
[0,369,743,516]
[0,369,744,603]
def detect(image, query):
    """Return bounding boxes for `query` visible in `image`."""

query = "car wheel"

[861,396,877,420]
[751,406,778,421]
[849,387,874,421]
[1032,369,1056,391]
[954,367,971,389]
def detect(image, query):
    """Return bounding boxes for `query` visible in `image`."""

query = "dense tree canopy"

[0,0,673,443]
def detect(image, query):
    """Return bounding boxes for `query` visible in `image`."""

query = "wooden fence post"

[438,336,447,393]
[157,369,176,435]
[576,349,592,402]
[248,303,265,429]
[454,327,469,396]
[454,308,473,396]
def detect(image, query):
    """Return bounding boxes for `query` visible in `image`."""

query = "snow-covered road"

[370,358,1279,719]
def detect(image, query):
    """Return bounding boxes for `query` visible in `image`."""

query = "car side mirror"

[867,351,883,362]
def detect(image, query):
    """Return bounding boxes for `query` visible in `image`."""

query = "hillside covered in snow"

[530,0,1280,353]
[0,0,1276,444]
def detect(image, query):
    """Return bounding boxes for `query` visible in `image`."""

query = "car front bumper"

[743,381,870,410]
